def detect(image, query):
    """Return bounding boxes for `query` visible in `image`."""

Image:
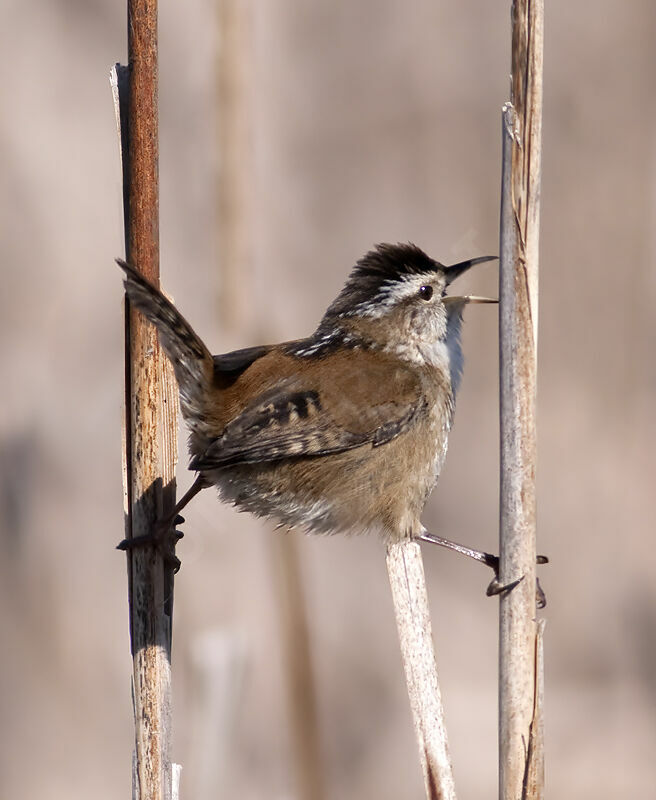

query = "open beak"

[443,255,497,285]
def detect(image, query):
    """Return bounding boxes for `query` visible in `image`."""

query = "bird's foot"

[416,530,548,609]
[117,515,185,573]
[484,554,548,609]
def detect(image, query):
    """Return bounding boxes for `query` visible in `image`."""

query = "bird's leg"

[117,475,208,572]
[416,529,548,609]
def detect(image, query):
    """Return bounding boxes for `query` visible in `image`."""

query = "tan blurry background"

[1,1,655,798]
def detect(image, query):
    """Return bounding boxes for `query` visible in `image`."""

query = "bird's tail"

[117,259,214,428]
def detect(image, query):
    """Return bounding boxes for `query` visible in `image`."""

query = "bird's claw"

[117,519,184,573]
[486,573,524,598]
[484,553,548,608]
[486,571,547,609]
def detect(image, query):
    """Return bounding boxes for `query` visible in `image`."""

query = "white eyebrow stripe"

[355,273,437,316]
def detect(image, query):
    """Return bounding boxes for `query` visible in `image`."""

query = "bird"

[117,243,511,587]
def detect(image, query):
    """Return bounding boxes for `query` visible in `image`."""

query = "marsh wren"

[118,243,509,583]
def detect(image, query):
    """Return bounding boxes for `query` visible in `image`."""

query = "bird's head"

[321,243,496,363]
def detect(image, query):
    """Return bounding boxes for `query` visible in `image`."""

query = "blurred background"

[1,0,655,798]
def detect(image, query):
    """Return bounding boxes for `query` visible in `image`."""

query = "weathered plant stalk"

[387,540,457,800]
[111,0,180,793]
[272,535,326,800]
[498,1,544,798]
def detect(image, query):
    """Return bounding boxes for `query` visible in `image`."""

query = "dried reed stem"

[111,0,180,792]
[272,535,326,800]
[498,1,544,798]
[386,540,456,800]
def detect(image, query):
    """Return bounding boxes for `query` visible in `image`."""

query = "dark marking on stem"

[424,746,441,800]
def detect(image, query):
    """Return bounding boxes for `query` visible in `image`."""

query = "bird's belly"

[205,412,451,541]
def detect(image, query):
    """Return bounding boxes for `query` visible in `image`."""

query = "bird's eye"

[418,285,433,301]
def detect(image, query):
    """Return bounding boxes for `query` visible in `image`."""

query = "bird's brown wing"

[190,352,425,469]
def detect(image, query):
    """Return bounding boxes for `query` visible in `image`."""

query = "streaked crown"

[324,243,494,319]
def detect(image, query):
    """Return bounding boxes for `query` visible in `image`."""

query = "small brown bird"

[118,243,507,581]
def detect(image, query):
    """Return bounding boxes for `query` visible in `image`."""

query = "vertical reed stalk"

[498,1,544,798]
[272,535,326,800]
[111,0,180,793]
